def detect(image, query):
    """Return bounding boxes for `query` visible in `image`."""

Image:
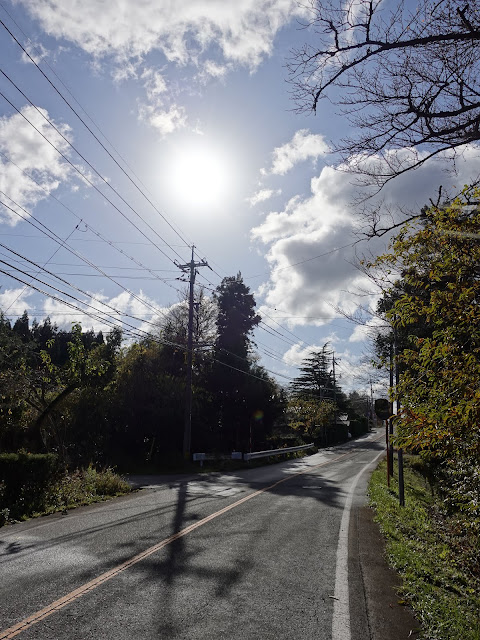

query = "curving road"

[0,431,387,640]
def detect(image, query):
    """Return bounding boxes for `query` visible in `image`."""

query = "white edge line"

[331,449,385,640]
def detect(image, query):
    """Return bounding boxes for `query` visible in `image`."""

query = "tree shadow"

[133,439,377,637]
[1,434,385,638]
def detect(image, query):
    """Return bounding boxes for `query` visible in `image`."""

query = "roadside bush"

[0,452,62,520]
[53,466,131,510]
[267,430,306,449]
[0,455,130,525]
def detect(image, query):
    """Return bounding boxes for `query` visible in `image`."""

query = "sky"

[0,0,479,394]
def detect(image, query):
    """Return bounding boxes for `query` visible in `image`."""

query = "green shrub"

[0,456,130,524]
[54,466,130,510]
[0,452,62,520]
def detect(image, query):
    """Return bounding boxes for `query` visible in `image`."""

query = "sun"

[165,139,233,212]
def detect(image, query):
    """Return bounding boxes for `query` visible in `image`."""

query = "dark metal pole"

[385,419,390,488]
[394,319,405,506]
[389,341,394,477]
[398,447,405,506]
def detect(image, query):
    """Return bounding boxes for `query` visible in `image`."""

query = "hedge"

[0,452,62,522]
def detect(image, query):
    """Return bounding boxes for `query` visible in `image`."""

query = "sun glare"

[165,140,233,212]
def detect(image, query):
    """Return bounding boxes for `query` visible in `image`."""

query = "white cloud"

[141,67,168,100]
[348,315,386,343]
[18,1,307,137]
[136,66,187,136]
[279,341,374,393]
[282,342,327,366]
[199,59,230,81]
[262,129,329,176]
[247,188,282,207]
[138,103,187,137]
[251,145,480,331]
[111,62,139,84]
[333,349,378,393]
[21,41,49,65]
[0,105,81,225]
[0,287,33,314]
[41,289,168,336]
[18,0,305,70]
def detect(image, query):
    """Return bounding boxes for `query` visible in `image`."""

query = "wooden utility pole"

[177,246,209,460]
[332,352,340,431]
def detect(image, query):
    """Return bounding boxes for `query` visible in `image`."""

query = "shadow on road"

[0,432,385,638]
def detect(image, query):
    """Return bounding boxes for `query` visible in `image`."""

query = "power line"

[0,150,184,290]
[0,88,185,267]
[0,194,180,322]
[258,321,298,347]
[2,221,80,314]
[0,233,186,247]
[0,16,194,252]
[0,251,168,332]
[6,261,179,272]
[0,60,226,300]
[1,269,181,281]
[243,240,361,280]
[0,14,228,295]
[0,12,227,280]
[1,265,296,388]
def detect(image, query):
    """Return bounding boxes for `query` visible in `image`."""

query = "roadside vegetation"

[367,188,480,640]
[369,457,480,640]
[0,452,130,526]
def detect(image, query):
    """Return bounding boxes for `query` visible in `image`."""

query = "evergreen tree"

[214,273,260,365]
[12,310,31,342]
[210,273,261,450]
[290,344,336,401]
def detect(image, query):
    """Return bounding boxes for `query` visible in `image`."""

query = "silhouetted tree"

[210,273,261,450]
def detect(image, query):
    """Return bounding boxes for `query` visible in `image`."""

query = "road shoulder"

[349,503,421,640]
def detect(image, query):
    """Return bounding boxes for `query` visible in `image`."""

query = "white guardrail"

[243,443,314,462]
[193,443,314,466]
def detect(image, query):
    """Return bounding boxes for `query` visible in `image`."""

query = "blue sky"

[1,0,479,392]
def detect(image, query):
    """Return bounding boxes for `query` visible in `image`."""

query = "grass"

[1,466,132,525]
[368,456,480,640]
[50,466,132,513]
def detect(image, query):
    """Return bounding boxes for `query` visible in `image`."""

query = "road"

[0,431,386,640]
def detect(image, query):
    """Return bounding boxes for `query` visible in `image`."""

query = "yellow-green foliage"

[369,186,480,522]
[287,397,335,439]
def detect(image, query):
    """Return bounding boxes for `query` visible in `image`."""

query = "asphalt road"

[0,431,386,640]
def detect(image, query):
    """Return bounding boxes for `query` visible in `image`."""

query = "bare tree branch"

[288,0,480,187]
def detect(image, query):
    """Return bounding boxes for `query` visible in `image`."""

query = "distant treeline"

[0,274,369,470]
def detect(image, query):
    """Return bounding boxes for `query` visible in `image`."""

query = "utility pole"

[332,352,339,427]
[332,352,336,407]
[177,246,209,460]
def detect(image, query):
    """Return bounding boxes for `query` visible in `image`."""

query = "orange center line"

[0,447,370,639]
